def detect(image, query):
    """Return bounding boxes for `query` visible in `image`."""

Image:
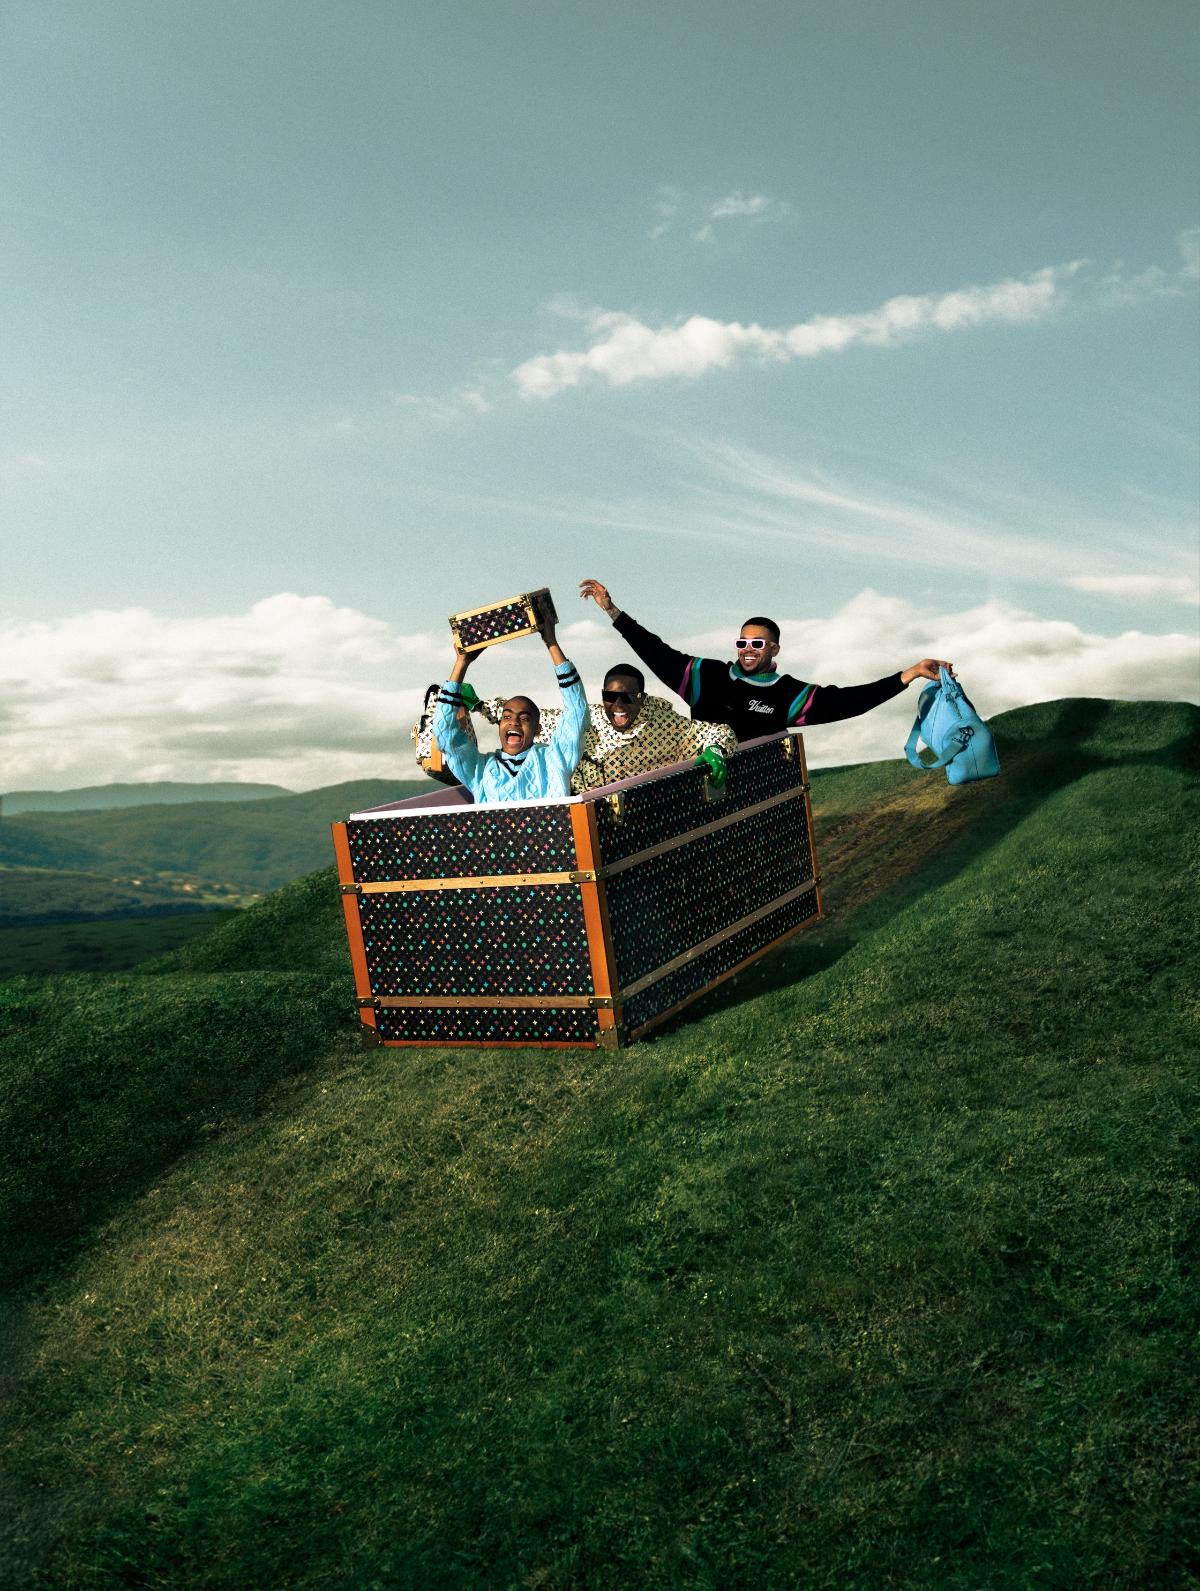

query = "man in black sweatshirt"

[579,578,953,743]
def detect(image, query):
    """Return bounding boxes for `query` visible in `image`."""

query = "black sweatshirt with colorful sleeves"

[612,611,906,743]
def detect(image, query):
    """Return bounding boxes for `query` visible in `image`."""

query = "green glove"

[695,745,727,789]
[458,682,480,712]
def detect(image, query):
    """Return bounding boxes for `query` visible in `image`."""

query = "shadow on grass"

[656,699,1198,1039]
[0,973,357,1296]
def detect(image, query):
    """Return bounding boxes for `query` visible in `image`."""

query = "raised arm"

[540,619,589,776]
[579,577,702,704]
[796,659,954,726]
[431,649,486,784]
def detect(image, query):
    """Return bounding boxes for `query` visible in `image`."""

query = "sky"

[2,0,1197,790]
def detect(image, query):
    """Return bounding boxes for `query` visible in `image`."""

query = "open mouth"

[610,709,633,728]
[503,731,525,750]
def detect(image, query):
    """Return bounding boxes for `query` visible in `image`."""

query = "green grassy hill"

[1,698,1196,1589]
[0,865,223,926]
[0,912,241,979]
[0,778,425,923]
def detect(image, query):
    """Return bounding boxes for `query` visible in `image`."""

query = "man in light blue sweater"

[432,621,589,803]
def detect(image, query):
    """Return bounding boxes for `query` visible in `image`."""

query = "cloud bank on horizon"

[513,231,1199,399]
[3,591,1196,793]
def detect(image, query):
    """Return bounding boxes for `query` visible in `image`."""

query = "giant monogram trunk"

[332,731,823,1049]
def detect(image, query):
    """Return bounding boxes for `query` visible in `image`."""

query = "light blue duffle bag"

[904,667,1000,785]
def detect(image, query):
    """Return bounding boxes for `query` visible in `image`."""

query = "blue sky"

[2,0,1197,787]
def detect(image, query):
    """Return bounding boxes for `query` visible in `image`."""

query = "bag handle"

[904,678,961,770]
[904,725,962,771]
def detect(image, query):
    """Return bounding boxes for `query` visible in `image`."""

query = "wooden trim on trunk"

[331,821,355,886]
[339,891,374,1001]
[333,821,375,1001]
[342,870,594,894]
[795,734,825,920]
[367,994,611,1009]
[570,799,621,1044]
[373,1038,600,1050]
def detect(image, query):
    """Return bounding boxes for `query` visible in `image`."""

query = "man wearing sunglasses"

[579,578,952,743]
[475,664,737,791]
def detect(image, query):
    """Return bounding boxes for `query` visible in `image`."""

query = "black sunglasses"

[602,689,641,704]
[735,637,770,650]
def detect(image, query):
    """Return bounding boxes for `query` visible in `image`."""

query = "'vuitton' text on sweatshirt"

[612,611,905,742]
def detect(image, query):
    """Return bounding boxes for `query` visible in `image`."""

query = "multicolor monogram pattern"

[347,805,577,881]
[335,730,820,1049]
[593,736,803,865]
[374,1004,598,1045]
[620,886,820,1034]
[478,693,737,793]
[359,885,591,997]
[450,588,557,651]
[605,795,814,987]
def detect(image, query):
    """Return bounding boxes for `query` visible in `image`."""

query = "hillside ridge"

[1,781,293,815]
[1,695,1196,1589]
[0,778,427,920]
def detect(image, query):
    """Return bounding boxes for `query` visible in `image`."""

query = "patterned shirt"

[480,692,737,793]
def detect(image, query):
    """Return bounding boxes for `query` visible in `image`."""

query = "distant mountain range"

[0,778,427,924]
[1,781,294,815]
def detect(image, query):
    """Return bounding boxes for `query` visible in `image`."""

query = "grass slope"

[1,699,1196,1590]
[145,867,350,980]
[0,912,241,979]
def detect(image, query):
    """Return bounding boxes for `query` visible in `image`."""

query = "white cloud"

[1098,227,1200,305]
[514,232,1200,398]
[680,438,1196,583]
[692,191,789,241]
[1179,226,1200,280]
[515,313,788,397]
[0,596,434,792]
[649,185,789,242]
[647,185,680,239]
[1066,574,1200,606]
[513,262,1079,398]
[0,600,659,791]
[710,192,775,221]
[392,384,493,422]
[3,592,1196,790]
